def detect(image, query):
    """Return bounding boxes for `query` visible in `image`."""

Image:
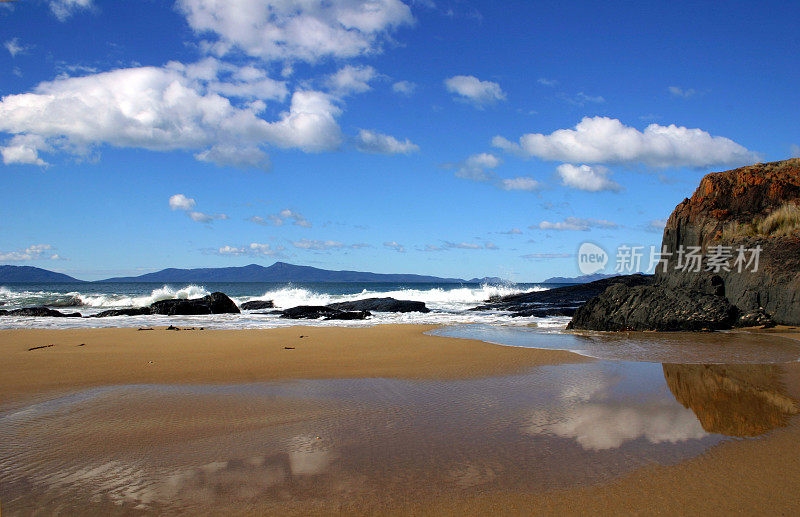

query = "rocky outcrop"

[570,159,800,330]
[567,283,738,331]
[8,307,82,317]
[240,300,275,310]
[280,306,370,320]
[149,292,240,315]
[327,297,430,313]
[476,274,652,317]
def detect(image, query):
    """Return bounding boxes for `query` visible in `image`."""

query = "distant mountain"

[100,262,478,283]
[0,265,83,283]
[542,273,622,284]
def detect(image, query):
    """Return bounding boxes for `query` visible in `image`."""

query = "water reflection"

[663,364,798,437]
[1,359,797,514]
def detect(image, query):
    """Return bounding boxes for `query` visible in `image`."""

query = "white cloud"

[0,64,343,167]
[4,38,28,57]
[522,253,572,259]
[189,211,222,223]
[392,80,416,95]
[1,134,50,166]
[534,217,619,231]
[668,86,696,98]
[498,228,522,235]
[498,176,540,191]
[250,209,311,227]
[49,0,93,21]
[493,116,760,168]
[0,244,64,261]
[355,129,418,155]
[442,241,495,250]
[325,65,377,96]
[791,144,800,158]
[176,0,414,63]
[292,238,362,250]
[557,91,605,106]
[455,152,501,181]
[383,241,405,252]
[218,242,282,256]
[557,164,622,192]
[444,75,506,107]
[537,78,558,87]
[169,194,197,211]
[646,218,668,233]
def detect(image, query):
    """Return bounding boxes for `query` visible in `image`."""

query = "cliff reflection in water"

[662,364,798,437]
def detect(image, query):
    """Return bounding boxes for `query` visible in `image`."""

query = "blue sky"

[1,0,798,281]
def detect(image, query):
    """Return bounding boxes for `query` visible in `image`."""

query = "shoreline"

[0,324,588,407]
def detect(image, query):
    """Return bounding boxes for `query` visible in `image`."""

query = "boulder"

[567,283,738,331]
[281,305,370,320]
[327,297,430,313]
[240,300,275,310]
[8,306,82,317]
[90,308,151,318]
[149,292,240,315]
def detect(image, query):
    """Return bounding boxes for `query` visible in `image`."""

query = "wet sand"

[0,324,585,407]
[2,325,800,515]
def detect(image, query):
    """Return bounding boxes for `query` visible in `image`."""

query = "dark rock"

[327,297,430,313]
[737,308,775,328]
[28,344,54,351]
[0,309,7,316]
[473,274,653,317]
[9,306,79,317]
[90,308,151,318]
[166,325,180,331]
[240,300,275,310]
[281,305,370,320]
[567,283,738,331]
[150,292,240,315]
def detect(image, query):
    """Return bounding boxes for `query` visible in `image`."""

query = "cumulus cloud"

[250,209,311,228]
[557,164,622,192]
[493,116,760,169]
[392,80,416,95]
[169,194,197,211]
[444,75,506,107]
[498,228,522,235]
[498,176,540,191]
[4,38,29,57]
[355,129,418,155]
[176,0,414,63]
[0,134,50,166]
[217,242,282,256]
[0,244,64,261]
[455,152,500,181]
[169,194,227,223]
[668,86,696,98]
[0,63,343,168]
[49,0,93,21]
[533,217,619,231]
[383,241,405,252]
[325,65,377,96]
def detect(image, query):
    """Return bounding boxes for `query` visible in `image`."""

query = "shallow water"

[1,358,797,515]
[431,324,800,364]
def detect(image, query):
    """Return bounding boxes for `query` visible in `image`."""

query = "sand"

[0,324,585,407]
[2,324,800,515]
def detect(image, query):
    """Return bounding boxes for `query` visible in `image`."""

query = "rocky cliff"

[570,158,800,330]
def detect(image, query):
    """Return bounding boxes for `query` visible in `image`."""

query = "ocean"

[0,281,570,330]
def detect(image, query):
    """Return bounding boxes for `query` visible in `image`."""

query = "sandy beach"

[2,324,800,515]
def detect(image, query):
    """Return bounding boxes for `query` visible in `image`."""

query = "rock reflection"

[663,364,799,437]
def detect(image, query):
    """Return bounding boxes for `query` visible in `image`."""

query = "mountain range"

[0,263,504,284]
